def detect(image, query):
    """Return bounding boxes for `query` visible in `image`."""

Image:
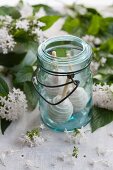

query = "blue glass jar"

[33,35,93,131]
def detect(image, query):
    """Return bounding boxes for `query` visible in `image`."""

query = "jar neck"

[38,35,92,73]
[39,61,90,76]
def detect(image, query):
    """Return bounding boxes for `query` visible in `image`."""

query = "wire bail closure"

[32,67,80,105]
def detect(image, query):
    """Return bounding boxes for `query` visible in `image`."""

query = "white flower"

[33,136,45,146]
[77,126,86,138]
[64,128,69,135]
[110,85,113,93]
[39,124,45,130]
[73,127,88,144]
[82,35,94,47]
[37,21,46,27]
[19,129,45,147]
[0,15,12,26]
[64,128,73,143]
[90,61,100,75]
[32,28,45,43]
[64,127,87,144]
[35,7,46,18]
[25,160,34,169]
[93,84,113,110]
[33,76,38,85]
[20,135,45,147]
[4,16,12,25]
[0,16,4,21]
[25,160,39,169]
[0,27,16,54]
[94,38,101,45]
[0,88,27,121]
[19,135,33,147]
[0,66,7,73]
[82,35,101,47]
[74,5,87,15]
[100,57,107,66]
[16,20,29,31]
[20,4,33,18]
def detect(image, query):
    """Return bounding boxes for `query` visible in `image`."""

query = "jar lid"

[38,35,92,74]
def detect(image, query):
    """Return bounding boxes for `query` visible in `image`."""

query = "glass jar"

[32,35,93,131]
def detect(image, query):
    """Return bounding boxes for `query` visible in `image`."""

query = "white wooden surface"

[0,107,113,170]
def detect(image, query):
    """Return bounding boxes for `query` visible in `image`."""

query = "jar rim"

[38,35,92,72]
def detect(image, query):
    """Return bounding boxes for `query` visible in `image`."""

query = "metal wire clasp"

[32,67,80,105]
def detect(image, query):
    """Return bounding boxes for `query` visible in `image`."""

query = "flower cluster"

[0,8,46,54]
[16,19,29,31]
[64,126,87,144]
[0,88,27,121]
[19,127,45,147]
[90,61,100,75]
[0,15,13,26]
[90,58,106,75]
[0,27,16,54]
[82,35,101,47]
[93,84,113,110]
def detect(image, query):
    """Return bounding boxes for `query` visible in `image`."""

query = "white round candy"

[69,87,89,113]
[48,95,73,123]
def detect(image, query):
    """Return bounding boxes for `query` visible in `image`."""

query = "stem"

[61,77,70,98]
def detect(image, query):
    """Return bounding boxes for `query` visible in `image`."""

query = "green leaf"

[91,106,113,132]
[32,4,60,16]
[88,15,101,35]
[106,55,113,66]
[12,42,38,71]
[93,74,103,81]
[18,42,38,68]
[0,77,9,96]
[0,78,10,133]
[0,6,21,19]
[99,67,113,75]
[87,7,101,16]
[100,38,113,54]
[101,17,113,36]
[0,52,26,67]
[62,17,80,34]
[15,66,33,83]
[24,82,39,110]
[14,29,32,42]
[1,118,12,134]
[39,15,60,30]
